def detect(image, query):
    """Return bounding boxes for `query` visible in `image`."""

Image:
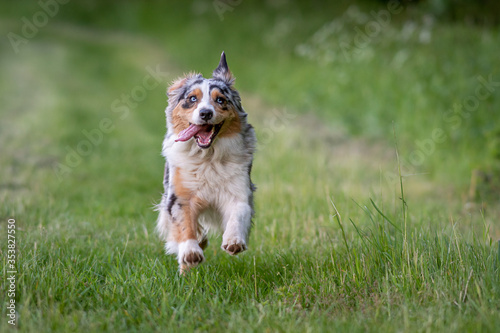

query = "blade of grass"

[370,198,402,233]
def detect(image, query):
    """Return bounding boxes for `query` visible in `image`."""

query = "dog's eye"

[189,96,197,103]
[215,96,225,104]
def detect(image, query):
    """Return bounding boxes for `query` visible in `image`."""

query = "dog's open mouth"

[175,122,224,149]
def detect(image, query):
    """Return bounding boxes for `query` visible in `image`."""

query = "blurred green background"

[1,0,500,242]
[2,0,499,191]
[1,1,500,331]
[1,0,500,248]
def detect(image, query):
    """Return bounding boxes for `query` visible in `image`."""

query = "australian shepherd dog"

[156,52,256,273]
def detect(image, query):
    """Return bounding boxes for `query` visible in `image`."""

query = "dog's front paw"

[221,236,247,256]
[178,240,204,272]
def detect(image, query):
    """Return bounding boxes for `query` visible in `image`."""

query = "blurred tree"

[428,0,500,25]
[468,127,500,204]
[378,0,500,25]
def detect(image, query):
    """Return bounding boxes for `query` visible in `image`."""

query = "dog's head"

[166,52,246,149]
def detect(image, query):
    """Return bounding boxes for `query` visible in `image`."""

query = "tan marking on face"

[210,89,241,138]
[171,88,203,135]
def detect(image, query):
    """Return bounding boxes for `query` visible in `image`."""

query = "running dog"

[156,52,256,273]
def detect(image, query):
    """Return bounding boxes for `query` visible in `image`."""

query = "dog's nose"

[199,109,213,121]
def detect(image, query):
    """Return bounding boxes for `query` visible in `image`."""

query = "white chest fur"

[163,135,252,210]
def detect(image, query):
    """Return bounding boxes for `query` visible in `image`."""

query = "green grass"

[1,1,499,332]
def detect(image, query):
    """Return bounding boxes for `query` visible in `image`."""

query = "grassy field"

[1,1,499,332]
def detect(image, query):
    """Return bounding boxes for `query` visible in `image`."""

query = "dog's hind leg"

[156,161,179,255]
[156,198,175,252]
[197,228,209,250]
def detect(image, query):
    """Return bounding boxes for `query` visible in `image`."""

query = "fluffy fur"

[156,52,256,273]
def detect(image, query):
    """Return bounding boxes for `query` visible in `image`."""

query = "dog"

[156,52,256,273]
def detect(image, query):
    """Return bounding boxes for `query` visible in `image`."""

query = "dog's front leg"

[170,198,205,274]
[221,201,252,255]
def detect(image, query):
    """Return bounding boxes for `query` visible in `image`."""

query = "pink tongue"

[175,124,202,142]
[175,124,212,142]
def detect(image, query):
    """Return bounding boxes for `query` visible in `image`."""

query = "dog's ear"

[212,51,235,85]
[167,73,201,104]
[167,77,188,95]
[166,76,188,107]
